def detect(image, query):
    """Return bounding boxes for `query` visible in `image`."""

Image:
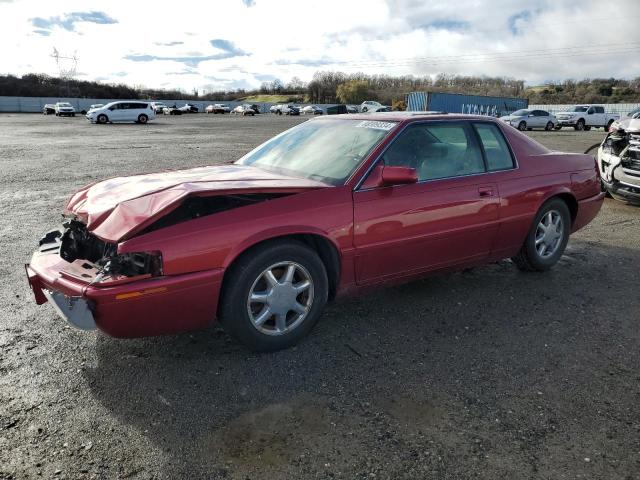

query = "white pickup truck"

[554,105,619,131]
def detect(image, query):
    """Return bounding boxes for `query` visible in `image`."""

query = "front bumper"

[26,247,224,338]
[556,118,577,126]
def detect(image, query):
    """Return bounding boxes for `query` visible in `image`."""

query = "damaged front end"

[55,218,163,283]
[27,219,164,330]
[598,119,640,204]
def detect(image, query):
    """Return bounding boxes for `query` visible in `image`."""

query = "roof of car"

[322,111,505,124]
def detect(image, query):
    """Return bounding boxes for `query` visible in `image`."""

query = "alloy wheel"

[534,210,564,258]
[247,261,314,336]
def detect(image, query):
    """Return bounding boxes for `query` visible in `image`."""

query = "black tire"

[97,114,108,124]
[71,113,75,117]
[137,114,148,124]
[545,122,553,131]
[575,119,585,131]
[554,125,562,130]
[219,241,329,352]
[584,125,591,131]
[518,121,527,131]
[362,107,368,112]
[511,198,571,272]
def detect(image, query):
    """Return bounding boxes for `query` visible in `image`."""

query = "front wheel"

[97,114,108,124]
[554,125,562,130]
[512,198,571,272]
[575,119,585,131]
[219,241,328,352]
[137,114,148,124]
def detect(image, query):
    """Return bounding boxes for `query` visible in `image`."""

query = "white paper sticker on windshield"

[355,120,395,131]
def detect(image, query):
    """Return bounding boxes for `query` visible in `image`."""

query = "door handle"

[478,186,494,197]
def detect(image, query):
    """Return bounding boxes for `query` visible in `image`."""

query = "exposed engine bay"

[598,118,640,204]
[43,193,289,281]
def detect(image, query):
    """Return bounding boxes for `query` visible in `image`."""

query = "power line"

[276,43,640,69]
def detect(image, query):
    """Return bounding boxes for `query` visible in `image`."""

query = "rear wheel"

[219,241,328,352]
[517,121,527,131]
[137,114,148,124]
[97,114,108,124]
[545,122,553,131]
[512,198,571,272]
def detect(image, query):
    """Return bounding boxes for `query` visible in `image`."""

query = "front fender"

[222,225,340,268]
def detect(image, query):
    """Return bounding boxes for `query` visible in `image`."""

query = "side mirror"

[360,165,418,189]
[382,166,418,186]
[528,114,534,117]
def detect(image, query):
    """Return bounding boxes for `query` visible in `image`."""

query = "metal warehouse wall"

[529,103,640,115]
[0,96,342,114]
[406,91,528,117]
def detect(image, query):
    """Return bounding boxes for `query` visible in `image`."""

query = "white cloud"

[0,0,638,93]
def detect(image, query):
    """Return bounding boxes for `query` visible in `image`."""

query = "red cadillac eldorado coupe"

[26,113,604,351]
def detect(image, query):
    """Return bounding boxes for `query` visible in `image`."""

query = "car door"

[108,103,124,121]
[530,110,544,128]
[352,121,500,285]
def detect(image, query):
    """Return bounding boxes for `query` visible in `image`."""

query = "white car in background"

[359,101,391,113]
[232,104,256,116]
[151,102,168,114]
[54,102,75,117]
[500,109,557,131]
[300,105,323,115]
[205,104,231,114]
[86,101,156,124]
[554,105,619,131]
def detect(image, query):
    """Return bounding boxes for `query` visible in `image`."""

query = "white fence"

[529,103,640,115]
[0,96,341,114]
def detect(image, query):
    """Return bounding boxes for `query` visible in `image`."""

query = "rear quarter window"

[473,123,515,171]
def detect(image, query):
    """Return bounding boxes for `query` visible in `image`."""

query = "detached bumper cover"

[43,289,96,330]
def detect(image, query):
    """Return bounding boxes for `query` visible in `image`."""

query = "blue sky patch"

[31,11,117,32]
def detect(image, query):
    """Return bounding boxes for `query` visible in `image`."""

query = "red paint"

[27,113,604,338]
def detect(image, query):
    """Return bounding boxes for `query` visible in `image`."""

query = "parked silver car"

[500,109,557,131]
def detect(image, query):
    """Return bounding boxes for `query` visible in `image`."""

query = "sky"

[0,0,639,93]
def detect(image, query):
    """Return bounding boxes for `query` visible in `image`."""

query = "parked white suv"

[555,105,619,131]
[86,101,156,124]
[55,102,75,117]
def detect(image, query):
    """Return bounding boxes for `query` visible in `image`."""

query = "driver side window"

[381,123,485,181]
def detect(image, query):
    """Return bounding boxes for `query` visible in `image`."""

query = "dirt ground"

[0,113,638,480]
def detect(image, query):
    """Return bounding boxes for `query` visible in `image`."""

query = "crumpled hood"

[612,117,640,133]
[66,164,330,242]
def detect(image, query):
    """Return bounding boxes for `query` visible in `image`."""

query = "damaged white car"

[598,116,640,205]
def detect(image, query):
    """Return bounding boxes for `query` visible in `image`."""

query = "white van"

[86,101,156,124]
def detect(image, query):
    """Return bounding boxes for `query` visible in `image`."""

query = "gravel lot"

[1,113,639,480]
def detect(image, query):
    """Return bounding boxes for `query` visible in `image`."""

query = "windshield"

[571,106,589,112]
[58,103,72,107]
[512,109,530,116]
[236,118,395,185]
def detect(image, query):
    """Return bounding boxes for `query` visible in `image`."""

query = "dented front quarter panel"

[118,186,355,278]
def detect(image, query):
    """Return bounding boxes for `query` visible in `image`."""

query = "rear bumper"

[26,250,224,338]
